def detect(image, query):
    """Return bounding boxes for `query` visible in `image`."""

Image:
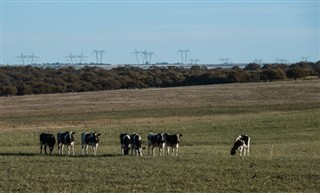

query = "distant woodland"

[1,61,319,96]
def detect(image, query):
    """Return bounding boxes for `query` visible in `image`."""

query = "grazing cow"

[57,131,75,155]
[130,132,144,156]
[81,132,101,156]
[40,133,56,155]
[231,135,250,156]
[120,133,131,155]
[164,133,182,156]
[148,132,165,156]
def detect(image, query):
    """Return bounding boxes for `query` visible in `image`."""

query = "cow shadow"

[0,152,121,157]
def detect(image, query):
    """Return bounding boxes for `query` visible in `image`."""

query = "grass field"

[1,80,320,192]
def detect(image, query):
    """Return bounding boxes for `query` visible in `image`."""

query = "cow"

[120,133,131,155]
[40,133,56,155]
[148,132,165,156]
[81,132,101,156]
[164,133,182,156]
[231,135,250,156]
[130,132,144,156]
[57,131,75,155]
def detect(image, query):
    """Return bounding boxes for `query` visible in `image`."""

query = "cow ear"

[97,133,101,136]
[73,132,76,134]
[179,134,183,137]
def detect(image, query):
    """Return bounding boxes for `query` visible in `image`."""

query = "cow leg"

[72,144,75,155]
[49,146,54,155]
[61,144,65,155]
[60,144,63,155]
[167,146,170,155]
[92,145,97,156]
[66,145,69,155]
[44,145,48,154]
[40,143,43,155]
[239,146,243,156]
[243,146,249,156]
[175,144,179,156]
[81,144,84,155]
[94,146,97,156]
[86,145,89,155]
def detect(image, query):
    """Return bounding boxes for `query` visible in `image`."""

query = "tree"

[260,68,286,81]
[245,63,261,71]
[286,67,310,80]
[1,86,17,96]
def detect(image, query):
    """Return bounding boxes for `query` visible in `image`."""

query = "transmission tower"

[177,49,191,65]
[275,58,288,64]
[132,49,154,64]
[93,50,106,64]
[132,49,142,65]
[219,58,230,64]
[65,52,87,65]
[16,52,39,65]
[146,52,154,64]
[253,59,263,64]
[301,56,309,62]
[190,59,200,65]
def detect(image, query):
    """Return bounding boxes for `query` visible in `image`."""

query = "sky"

[1,0,319,65]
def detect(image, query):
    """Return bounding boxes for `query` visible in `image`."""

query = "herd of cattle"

[40,131,250,157]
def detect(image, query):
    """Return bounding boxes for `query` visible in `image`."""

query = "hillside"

[1,79,319,131]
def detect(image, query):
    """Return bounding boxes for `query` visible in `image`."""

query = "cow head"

[176,133,182,143]
[230,140,243,156]
[68,131,75,142]
[93,132,101,143]
[230,148,237,155]
[158,132,165,143]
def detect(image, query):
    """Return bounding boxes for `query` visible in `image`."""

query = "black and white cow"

[81,132,101,156]
[164,133,182,156]
[231,135,250,156]
[148,132,165,156]
[40,133,56,155]
[120,133,131,155]
[57,131,75,155]
[130,132,144,156]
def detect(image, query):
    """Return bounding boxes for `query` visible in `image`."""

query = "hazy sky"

[1,0,319,65]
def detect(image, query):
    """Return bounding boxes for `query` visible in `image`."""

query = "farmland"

[0,79,320,192]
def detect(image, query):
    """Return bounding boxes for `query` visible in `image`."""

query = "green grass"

[0,80,320,192]
[1,109,319,192]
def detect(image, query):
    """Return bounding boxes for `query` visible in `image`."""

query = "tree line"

[1,61,319,96]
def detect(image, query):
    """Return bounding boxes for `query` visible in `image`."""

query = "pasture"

[0,80,320,192]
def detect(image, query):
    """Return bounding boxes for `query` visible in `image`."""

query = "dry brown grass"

[1,79,319,131]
